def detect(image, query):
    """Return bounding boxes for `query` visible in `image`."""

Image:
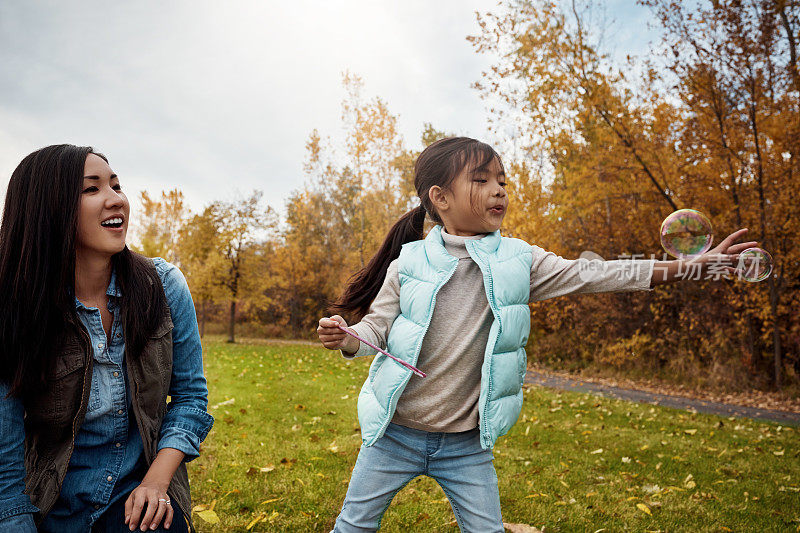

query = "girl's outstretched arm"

[651,228,757,286]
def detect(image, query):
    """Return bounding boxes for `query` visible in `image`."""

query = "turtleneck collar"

[441,229,487,259]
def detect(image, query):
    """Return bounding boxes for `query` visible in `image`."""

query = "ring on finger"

[158,498,171,505]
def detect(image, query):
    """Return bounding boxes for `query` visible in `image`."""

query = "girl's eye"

[112,184,122,191]
[500,182,507,187]
[473,179,488,183]
[82,186,98,193]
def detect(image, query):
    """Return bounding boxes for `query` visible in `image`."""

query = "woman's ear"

[428,186,449,213]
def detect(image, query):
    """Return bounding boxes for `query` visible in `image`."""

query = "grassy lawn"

[189,338,800,532]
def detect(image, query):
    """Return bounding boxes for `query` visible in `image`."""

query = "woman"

[0,145,214,532]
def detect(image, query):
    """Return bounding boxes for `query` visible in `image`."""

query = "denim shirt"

[0,258,214,532]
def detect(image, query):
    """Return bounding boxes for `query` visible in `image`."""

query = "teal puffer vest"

[356,225,532,449]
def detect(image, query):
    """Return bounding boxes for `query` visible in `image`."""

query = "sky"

[0,0,659,218]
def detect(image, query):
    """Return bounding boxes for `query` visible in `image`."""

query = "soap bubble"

[660,209,713,258]
[736,247,773,282]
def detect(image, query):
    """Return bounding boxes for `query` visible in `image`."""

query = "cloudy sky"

[0,0,657,217]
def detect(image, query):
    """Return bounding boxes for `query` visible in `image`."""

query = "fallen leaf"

[246,512,267,530]
[636,503,652,516]
[684,429,698,435]
[590,448,604,454]
[196,509,220,524]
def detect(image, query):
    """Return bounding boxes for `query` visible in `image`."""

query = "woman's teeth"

[101,218,123,227]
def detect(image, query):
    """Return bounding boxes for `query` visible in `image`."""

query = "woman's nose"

[104,188,125,208]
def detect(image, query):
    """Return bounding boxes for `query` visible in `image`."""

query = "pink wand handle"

[336,325,426,378]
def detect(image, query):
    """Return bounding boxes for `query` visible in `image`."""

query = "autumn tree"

[178,206,224,337]
[471,0,799,390]
[135,189,188,265]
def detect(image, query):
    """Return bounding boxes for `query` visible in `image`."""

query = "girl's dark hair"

[0,144,166,398]
[332,136,502,320]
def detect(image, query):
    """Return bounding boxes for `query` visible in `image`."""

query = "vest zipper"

[51,323,93,515]
[368,260,459,446]
[466,242,503,449]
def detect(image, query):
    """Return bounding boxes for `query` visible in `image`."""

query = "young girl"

[317,137,754,532]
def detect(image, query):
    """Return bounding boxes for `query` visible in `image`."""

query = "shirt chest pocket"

[86,372,103,414]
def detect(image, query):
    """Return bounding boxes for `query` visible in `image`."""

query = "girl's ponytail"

[332,205,426,321]
[331,136,500,323]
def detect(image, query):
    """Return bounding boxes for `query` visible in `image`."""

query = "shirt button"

[94,504,100,510]
[117,409,124,415]
[115,442,122,448]
[97,343,104,349]
[107,475,113,482]
[113,371,119,377]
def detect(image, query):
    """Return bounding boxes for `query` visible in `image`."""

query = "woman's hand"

[124,448,184,531]
[317,315,359,353]
[124,479,173,531]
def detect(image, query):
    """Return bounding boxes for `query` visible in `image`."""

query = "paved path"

[525,370,800,426]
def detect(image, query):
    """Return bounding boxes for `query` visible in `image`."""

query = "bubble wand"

[336,325,426,378]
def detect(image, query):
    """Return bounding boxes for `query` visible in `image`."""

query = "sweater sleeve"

[529,246,654,302]
[341,259,402,359]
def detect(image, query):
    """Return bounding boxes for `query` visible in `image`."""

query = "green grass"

[190,338,800,532]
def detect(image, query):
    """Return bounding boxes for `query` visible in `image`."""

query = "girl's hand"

[124,479,173,531]
[317,315,359,353]
[698,228,759,273]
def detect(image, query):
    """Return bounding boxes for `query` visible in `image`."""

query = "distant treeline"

[134,1,799,392]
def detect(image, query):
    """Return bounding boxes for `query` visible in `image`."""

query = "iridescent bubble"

[736,247,773,282]
[660,209,714,258]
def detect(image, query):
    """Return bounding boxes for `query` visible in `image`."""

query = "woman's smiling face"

[76,153,129,258]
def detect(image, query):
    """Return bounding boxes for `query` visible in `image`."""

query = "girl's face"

[433,156,508,236]
[76,153,129,258]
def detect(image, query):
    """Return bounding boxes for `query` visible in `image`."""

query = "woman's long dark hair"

[0,144,166,398]
[332,137,502,320]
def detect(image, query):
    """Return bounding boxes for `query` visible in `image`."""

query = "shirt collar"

[73,268,121,310]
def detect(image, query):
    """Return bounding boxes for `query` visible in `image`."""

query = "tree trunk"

[769,274,782,389]
[227,300,236,343]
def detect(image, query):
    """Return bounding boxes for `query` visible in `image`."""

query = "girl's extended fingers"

[140,493,158,531]
[726,241,759,254]
[149,498,168,531]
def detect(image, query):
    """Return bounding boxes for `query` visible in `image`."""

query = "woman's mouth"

[100,216,125,230]
[489,205,505,215]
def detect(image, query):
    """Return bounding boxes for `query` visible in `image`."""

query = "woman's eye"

[500,182,507,187]
[112,184,122,191]
[82,186,98,193]
[473,179,488,183]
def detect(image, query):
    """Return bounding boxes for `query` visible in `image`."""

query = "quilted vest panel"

[356,226,531,449]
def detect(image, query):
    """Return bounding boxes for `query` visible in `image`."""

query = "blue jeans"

[90,494,189,533]
[333,423,503,532]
